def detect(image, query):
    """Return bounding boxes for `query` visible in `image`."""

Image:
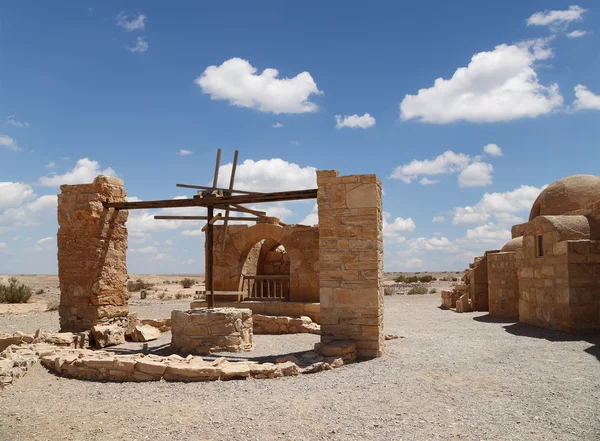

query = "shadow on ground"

[502,321,600,362]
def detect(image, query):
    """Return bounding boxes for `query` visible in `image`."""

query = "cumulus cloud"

[419,177,439,185]
[0,242,5,248]
[334,113,376,129]
[116,12,146,31]
[526,5,586,28]
[458,162,494,188]
[0,182,34,209]
[127,37,148,53]
[37,158,115,187]
[452,184,545,225]
[571,85,600,112]
[300,203,318,226]
[566,30,589,38]
[195,58,322,114]
[272,122,284,128]
[432,216,445,223]
[6,116,30,128]
[0,134,21,151]
[45,161,56,169]
[391,151,471,183]
[216,158,316,192]
[483,144,502,157]
[178,149,193,156]
[383,213,416,237]
[0,194,57,232]
[37,237,53,244]
[399,39,562,123]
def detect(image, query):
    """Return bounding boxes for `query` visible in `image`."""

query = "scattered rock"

[91,324,125,348]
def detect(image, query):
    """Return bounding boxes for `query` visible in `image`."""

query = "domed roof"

[529,174,600,220]
[501,236,523,252]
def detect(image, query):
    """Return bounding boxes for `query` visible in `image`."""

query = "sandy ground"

[1,293,599,441]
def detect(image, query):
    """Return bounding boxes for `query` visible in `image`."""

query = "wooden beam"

[201,213,223,232]
[212,148,221,189]
[176,184,263,196]
[154,215,259,221]
[229,204,267,217]
[221,150,238,251]
[103,189,318,210]
[206,206,215,308]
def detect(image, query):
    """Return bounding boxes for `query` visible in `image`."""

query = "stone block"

[91,325,125,348]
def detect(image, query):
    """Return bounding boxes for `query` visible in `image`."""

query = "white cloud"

[566,30,589,38]
[334,113,376,129]
[0,194,57,232]
[0,134,21,151]
[383,214,416,236]
[299,203,318,226]
[390,151,471,183]
[37,158,115,187]
[6,116,30,128]
[526,5,586,28]
[483,143,502,157]
[127,37,148,53]
[399,39,562,123]
[165,239,173,246]
[45,161,56,169]
[0,242,5,248]
[272,122,284,128]
[419,177,439,185]
[465,223,511,242]
[116,12,146,31]
[195,58,322,114]
[571,85,600,112]
[432,216,445,223]
[405,257,423,269]
[458,162,493,188]
[130,246,159,254]
[216,158,316,192]
[37,237,53,244]
[178,149,193,156]
[452,184,545,225]
[0,182,34,208]
[181,229,203,237]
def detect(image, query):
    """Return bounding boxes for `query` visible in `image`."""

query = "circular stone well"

[171,308,254,355]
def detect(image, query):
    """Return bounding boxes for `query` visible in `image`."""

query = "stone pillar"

[317,170,384,358]
[57,175,129,332]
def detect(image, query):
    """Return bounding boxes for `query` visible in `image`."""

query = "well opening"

[240,239,291,301]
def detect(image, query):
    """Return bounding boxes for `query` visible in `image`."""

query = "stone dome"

[529,174,600,220]
[501,236,523,252]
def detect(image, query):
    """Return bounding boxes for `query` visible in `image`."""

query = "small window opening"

[536,234,544,257]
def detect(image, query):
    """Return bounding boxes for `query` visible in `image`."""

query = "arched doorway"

[240,239,290,300]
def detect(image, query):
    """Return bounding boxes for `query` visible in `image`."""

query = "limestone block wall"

[211,223,319,302]
[564,240,600,333]
[317,170,384,358]
[57,176,129,332]
[487,252,519,320]
[469,253,494,311]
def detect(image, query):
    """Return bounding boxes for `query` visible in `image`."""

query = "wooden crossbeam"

[176,184,263,196]
[201,213,223,232]
[153,215,260,221]
[103,189,318,210]
[226,204,267,217]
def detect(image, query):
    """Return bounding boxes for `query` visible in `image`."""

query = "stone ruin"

[442,174,600,335]
[1,169,386,386]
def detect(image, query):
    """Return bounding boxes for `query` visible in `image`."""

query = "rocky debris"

[318,340,357,363]
[385,334,400,340]
[0,330,90,352]
[253,314,320,335]
[131,325,160,342]
[139,318,171,332]
[440,283,470,311]
[455,293,473,313]
[91,324,126,348]
[0,343,57,388]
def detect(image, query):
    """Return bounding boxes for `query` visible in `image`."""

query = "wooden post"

[206,205,215,309]
[220,150,239,251]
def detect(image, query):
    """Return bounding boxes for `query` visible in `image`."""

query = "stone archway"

[211,222,319,302]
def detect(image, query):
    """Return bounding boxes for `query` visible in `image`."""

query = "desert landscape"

[0,272,598,440]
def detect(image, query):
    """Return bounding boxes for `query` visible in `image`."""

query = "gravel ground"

[1,294,599,441]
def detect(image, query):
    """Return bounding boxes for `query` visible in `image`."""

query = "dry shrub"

[180,278,197,289]
[429,288,437,294]
[35,288,45,295]
[384,286,395,296]
[407,285,428,295]
[0,278,33,303]
[418,275,433,283]
[127,279,154,292]
[46,299,59,311]
[405,276,419,283]
[394,275,406,283]
[451,277,458,282]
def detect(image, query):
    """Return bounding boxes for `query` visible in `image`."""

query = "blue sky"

[1,1,599,274]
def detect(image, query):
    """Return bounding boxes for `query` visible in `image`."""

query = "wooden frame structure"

[102,149,317,308]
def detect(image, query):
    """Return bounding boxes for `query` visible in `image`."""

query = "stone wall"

[211,223,319,302]
[487,252,519,320]
[564,240,600,333]
[171,308,254,354]
[317,170,384,358]
[190,300,321,323]
[57,176,129,332]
